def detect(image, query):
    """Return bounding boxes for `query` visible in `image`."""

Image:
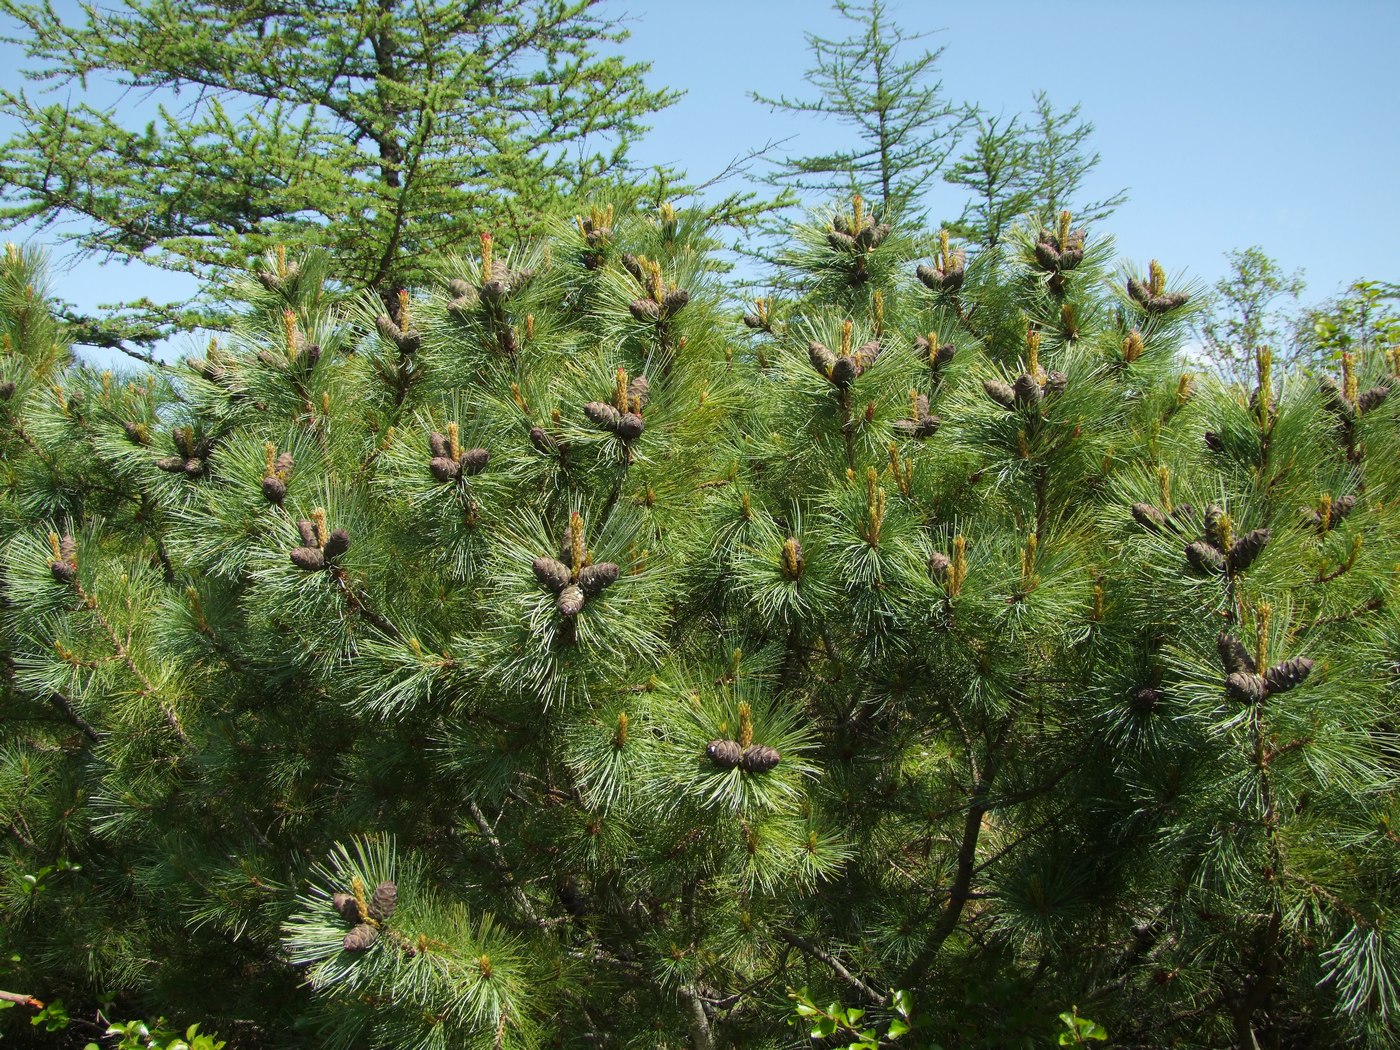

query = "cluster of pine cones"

[533,520,620,618]
[623,254,689,323]
[428,431,489,483]
[290,517,350,572]
[333,879,397,953]
[809,334,880,389]
[892,392,940,439]
[1126,261,1189,314]
[984,369,1067,412]
[1319,374,1390,423]
[1032,224,1086,273]
[1217,632,1313,705]
[1132,500,1269,577]
[584,374,649,443]
[826,210,891,254]
[154,426,214,478]
[706,738,781,774]
[916,250,965,293]
[262,448,294,505]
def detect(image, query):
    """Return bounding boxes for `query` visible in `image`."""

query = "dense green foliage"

[0,0,678,343]
[2,195,1400,1050]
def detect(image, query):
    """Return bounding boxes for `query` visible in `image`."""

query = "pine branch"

[776,930,887,1005]
[464,800,543,927]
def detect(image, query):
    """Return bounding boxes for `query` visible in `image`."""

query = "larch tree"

[0,0,679,345]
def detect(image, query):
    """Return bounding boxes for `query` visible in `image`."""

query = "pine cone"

[1227,528,1269,573]
[262,476,287,504]
[297,519,319,547]
[155,455,186,473]
[183,459,205,478]
[122,421,149,445]
[706,739,743,769]
[0,380,14,400]
[323,528,350,561]
[621,254,645,283]
[584,401,623,430]
[662,289,690,317]
[368,880,397,921]
[428,432,451,458]
[827,230,858,252]
[332,892,361,923]
[740,744,781,773]
[529,426,559,454]
[929,551,951,578]
[446,278,478,307]
[1331,494,1357,525]
[629,299,661,322]
[1264,657,1314,695]
[742,313,764,329]
[1045,370,1068,397]
[275,452,294,477]
[1225,671,1268,704]
[1131,502,1168,533]
[1317,376,1355,418]
[1358,386,1390,414]
[1203,505,1225,543]
[579,562,620,597]
[460,448,489,475]
[1216,632,1256,675]
[557,584,585,617]
[558,876,588,917]
[627,375,650,411]
[1012,372,1042,408]
[1204,431,1225,452]
[1132,687,1162,713]
[983,379,1015,409]
[479,278,508,302]
[429,456,461,482]
[290,546,326,571]
[808,341,837,378]
[342,923,378,953]
[49,559,76,583]
[533,557,571,593]
[1034,241,1061,270]
[1185,540,1226,576]
[376,315,421,354]
[616,413,645,442]
[829,356,858,387]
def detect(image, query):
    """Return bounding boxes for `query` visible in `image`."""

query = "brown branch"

[47,690,100,742]
[775,931,887,1006]
[464,800,542,927]
[676,985,715,1050]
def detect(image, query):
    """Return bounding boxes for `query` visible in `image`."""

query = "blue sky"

[615,0,1398,296]
[1,0,1396,363]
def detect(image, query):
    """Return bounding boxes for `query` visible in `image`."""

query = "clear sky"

[1,0,1396,363]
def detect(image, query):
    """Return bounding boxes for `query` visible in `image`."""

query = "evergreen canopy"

[2,197,1399,1049]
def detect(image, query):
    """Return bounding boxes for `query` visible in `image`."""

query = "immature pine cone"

[740,744,781,773]
[368,880,397,922]
[342,923,378,953]
[706,739,743,769]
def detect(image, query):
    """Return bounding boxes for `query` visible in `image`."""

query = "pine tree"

[3,188,1400,1050]
[0,0,678,343]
